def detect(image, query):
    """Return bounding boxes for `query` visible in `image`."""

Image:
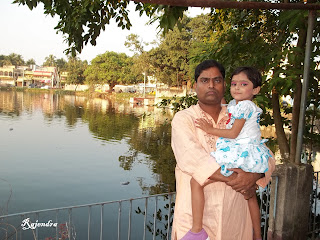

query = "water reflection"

[0,90,174,214]
[2,90,317,213]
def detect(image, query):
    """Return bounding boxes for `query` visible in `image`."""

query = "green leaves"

[157,94,198,112]
[84,51,138,88]
[13,0,190,56]
[14,0,132,56]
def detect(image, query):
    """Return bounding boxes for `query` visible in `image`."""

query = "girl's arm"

[195,118,245,139]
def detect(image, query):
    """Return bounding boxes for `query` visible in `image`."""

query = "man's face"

[195,67,225,106]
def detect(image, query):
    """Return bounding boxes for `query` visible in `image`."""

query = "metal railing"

[259,176,278,240]
[0,193,175,240]
[308,171,320,239]
[0,183,280,240]
[11,173,320,240]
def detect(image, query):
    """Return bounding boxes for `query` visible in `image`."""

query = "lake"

[0,90,176,216]
[1,89,319,239]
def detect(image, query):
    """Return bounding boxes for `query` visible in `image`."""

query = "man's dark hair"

[231,66,262,88]
[194,60,225,82]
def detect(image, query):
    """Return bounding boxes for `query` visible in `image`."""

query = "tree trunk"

[108,82,116,93]
[289,78,302,163]
[289,26,307,163]
[272,87,290,161]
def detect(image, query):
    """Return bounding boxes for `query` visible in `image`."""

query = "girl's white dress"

[211,99,271,177]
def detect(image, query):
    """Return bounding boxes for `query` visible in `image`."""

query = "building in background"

[0,65,22,86]
[0,65,60,88]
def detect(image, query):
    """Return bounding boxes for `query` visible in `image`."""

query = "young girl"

[182,66,271,240]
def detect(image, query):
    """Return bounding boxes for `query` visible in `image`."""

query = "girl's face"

[230,72,260,103]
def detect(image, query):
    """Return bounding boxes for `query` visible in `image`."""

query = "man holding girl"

[171,60,275,240]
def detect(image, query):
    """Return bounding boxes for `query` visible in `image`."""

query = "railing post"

[153,196,158,240]
[143,197,148,240]
[167,194,173,240]
[55,210,59,240]
[88,206,91,240]
[128,200,132,240]
[118,201,122,240]
[100,204,104,240]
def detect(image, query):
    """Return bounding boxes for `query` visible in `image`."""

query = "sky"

[0,1,208,65]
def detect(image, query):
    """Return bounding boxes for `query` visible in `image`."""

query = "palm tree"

[26,58,36,66]
[43,54,56,67]
[4,53,25,66]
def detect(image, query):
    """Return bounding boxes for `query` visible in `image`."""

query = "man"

[171,60,275,240]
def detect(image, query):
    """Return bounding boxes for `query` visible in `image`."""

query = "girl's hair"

[230,66,262,88]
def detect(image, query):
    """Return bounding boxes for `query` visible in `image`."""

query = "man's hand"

[226,168,261,193]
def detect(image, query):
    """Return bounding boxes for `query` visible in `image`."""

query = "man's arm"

[171,110,221,186]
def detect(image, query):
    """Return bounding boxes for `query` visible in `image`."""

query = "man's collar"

[196,102,228,123]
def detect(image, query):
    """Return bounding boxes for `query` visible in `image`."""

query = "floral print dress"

[211,99,271,177]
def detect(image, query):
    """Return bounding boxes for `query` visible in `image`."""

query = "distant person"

[171,60,275,240]
[182,66,272,240]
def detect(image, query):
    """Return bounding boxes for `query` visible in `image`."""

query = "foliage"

[148,14,212,87]
[43,54,57,66]
[41,55,68,70]
[84,51,137,90]
[0,53,25,66]
[56,58,68,71]
[197,8,320,163]
[135,194,175,240]
[13,0,186,56]
[157,94,198,112]
[148,19,190,86]
[125,34,151,82]
[26,58,36,66]
[66,56,88,85]
[0,55,4,67]
[125,33,146,55]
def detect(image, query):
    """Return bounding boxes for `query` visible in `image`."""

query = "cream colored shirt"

[171,104,275,240]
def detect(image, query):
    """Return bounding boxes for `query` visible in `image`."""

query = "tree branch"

[133,0,320,10]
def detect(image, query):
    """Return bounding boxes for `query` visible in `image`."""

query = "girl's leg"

[248,195,262,240]
[181,177,209,240]
[190,177,205,233]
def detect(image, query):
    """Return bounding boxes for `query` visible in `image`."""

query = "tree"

[12,0,320,58]
[43,54,57,66]
[185,14,212,80]
[56,58,67,71]
[26,58,36,66]
[197,8,319,163]
[66,56,88,86]
[148,14,211,87]
[13,0,187,56]
[148,21,191,87]
[84,51,137,91]
[125,34,151,85]
[0,55,5,67]
[3,53,25,66]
